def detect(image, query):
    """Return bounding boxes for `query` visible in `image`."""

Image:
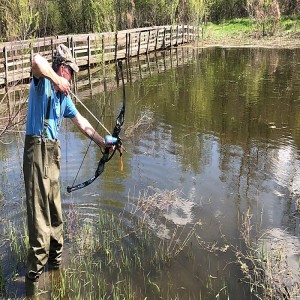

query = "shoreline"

[196,39,300,49]
[196,33,300,49]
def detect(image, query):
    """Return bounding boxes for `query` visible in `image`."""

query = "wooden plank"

[7,59,31,67]
[7,71,31,83]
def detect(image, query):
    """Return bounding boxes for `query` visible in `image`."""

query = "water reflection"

[1,46,300,298]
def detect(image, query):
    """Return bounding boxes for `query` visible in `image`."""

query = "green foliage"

[134,0,169,26]
[0,0,39,40]
[58,0,84,34]
[91,0,116,32]
[35,0,61,36]
[0,0,299,40]
[281,17,300,31]
[207,0,247,22]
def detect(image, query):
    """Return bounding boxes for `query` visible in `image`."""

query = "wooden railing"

[0,25,198,89]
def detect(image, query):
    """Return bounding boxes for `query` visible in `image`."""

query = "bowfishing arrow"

[67,60,126,193]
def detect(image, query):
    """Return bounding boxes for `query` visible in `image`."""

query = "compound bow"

[67,60,126,193]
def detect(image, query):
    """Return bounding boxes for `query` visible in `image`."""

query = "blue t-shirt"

[25,77,78,140]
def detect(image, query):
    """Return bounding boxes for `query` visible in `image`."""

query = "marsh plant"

[0,217,29,299]
[234,208,300,299]
[125,107,154,138]
[0,87,28,138]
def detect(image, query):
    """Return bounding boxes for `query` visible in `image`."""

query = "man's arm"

[32,54,70,95]
[71,112,106,149]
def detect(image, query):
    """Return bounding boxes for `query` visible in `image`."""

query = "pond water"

[1,47,300,299]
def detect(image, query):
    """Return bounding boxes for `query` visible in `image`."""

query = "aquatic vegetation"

[125,107,154,138]
[1,186,299,299]
[234,208,300,299]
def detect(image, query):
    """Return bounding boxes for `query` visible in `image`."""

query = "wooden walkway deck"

[0,25,198,89]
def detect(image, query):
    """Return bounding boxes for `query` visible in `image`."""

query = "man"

[23,44,107,296]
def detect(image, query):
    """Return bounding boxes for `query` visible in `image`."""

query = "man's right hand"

[32,54,71,95]
[57,76,71,96]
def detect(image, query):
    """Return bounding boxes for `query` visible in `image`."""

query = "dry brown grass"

[0,86,27,139]
[125,108,153,138]
[235,209,300,299]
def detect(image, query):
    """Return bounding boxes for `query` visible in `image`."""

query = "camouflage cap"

[53,44,79,73]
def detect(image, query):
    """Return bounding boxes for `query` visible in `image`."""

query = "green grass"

[202,16,300,41]
[281,16,300,32]
[203,18,255,40]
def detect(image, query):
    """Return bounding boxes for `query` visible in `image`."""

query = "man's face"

[59,64,73,82]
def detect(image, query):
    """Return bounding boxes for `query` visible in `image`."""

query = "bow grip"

[105,135,118,145]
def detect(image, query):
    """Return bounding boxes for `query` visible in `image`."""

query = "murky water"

[1,47,300,299]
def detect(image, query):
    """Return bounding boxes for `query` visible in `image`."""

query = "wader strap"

[42,84,52,138]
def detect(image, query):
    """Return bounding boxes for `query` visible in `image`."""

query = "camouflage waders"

[23,135,63,283]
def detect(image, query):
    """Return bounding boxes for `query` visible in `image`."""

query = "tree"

[90,0,116,32]
[278,0,300,15]
[0,0,39,40]
[247,0,281,36]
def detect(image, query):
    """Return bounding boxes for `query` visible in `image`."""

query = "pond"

[0,46,300,299]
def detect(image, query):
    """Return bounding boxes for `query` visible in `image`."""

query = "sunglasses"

[62,64,74,77]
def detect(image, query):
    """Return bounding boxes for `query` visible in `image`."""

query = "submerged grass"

[49,190,201,299]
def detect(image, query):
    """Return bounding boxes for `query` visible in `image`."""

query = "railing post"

[138,31,141,56]
[51,38,54,60]
[101,34,106,90]
[71,36,74,57]
[146,30,150,53]
[125,33,128,59]
[128,33,131,58]
[29,41,34,66]
[4,47,8,92]
[102,34,105,65]
[88,35,91,67]
[114,31,118,61]
[155,28,159,51]
[162,27,166,49]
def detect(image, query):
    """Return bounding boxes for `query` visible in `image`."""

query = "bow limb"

[67,148,111,193]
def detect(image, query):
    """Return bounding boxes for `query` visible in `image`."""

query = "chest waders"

[24,84,63,296]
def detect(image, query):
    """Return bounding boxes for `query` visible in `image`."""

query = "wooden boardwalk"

[0,25,197,89]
